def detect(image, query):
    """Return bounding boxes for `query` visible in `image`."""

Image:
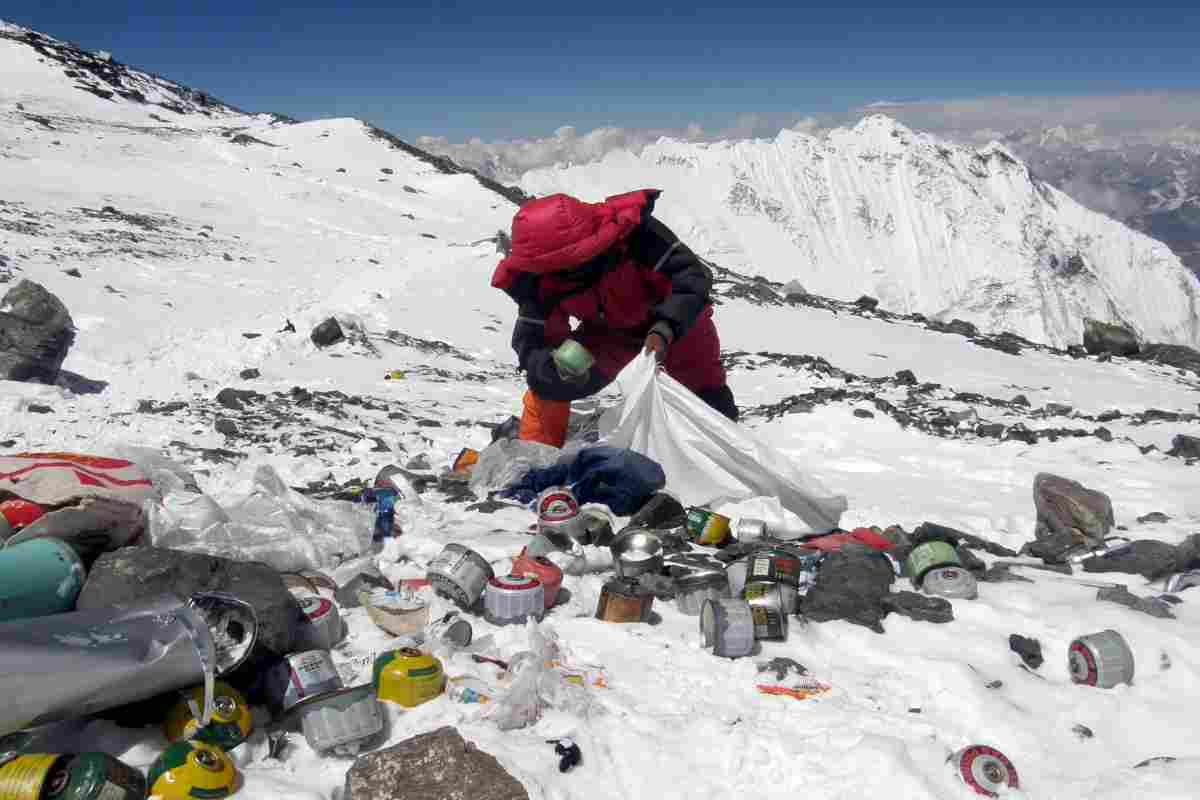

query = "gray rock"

[1009,634,1043,669]
[853,409,875,419]
[77,546,304,694]
[343,726,528,800]
[1022,527,1081,563]
[1083,318,1139,357]
[214,417,239,437]
[1073,724,1094,740]
[976,423,1005,439]
[1011,394,1030,407]
[215,387,257,410]
[310,317,344,347]
[912,521,1017,557]
[800,551,895,633]
[1033,473,1114,550]
[894,369,918,386]
[239,368,260,380]
[881,591,954,624]
[1137,343,1200,376]
[1137,512,1170,524]
[782,279,807,299]
[1095,427,1113,443]
[0,280,75,383]
[1081,540,1180,580]
[1096,585,1175,619]
[1169,434,1200,460]
[854,295,879,311]
[1175,534,1200,570]
[1097,409,1122,422]
[758,657,808,681]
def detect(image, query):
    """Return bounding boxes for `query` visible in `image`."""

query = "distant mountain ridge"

[520,116,1200,350]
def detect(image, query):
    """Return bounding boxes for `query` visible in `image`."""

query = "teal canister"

[0,537,86,622]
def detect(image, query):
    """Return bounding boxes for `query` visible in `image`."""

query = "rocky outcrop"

[1083,318,1140,357]
[0,280,75,383]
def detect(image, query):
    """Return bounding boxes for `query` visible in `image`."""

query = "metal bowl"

[610,528,665,579]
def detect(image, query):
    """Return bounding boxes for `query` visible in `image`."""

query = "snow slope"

[3,22,1200,800]
[521,116,1200,351]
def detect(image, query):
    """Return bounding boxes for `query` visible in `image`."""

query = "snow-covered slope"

[3,21,1200,800]
[521,116,1200,350]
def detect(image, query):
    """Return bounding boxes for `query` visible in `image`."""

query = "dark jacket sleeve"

[629,217,713,342]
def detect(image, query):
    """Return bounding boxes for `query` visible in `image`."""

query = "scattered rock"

[216,387,257,411]
[239,368,260,380]
[1043,403,1073,416]
[310,317,344,348]
[138,399,187,414]
[26,403,53,414]
[222,253,233,262]
[976,423,1005,439]
[1138,512,1170,524]
[782,280,807,299]
[1096,409,1122,423]
[894,369,918,386]
[63,267,81,278]
[1033,473,1114,551]
[0,279,76,383]
[214,417,239,437]
[911,522,1017,557]
[1009,634,1043,669]
[77,546,304,695]
[1011,394,1030,407]
[1136,343,1200,376]
[1081,540,1180,580]
[343,726,529,800]
[1174,534,1200,570]
[1168,434,1200,460]
[465,499,512,514]
[758,657,808,681]
[799,550,895,633]
[1083,318,1139,357]
[229,133,276,147]
[1072,724,1094,740]
[405,453,432,471]
[882,591,954,623]
[1096,585,1175,619]
[853,409,875,419]
[854,295,879,311]
[280,319,296,333]
[380,167,394,175]
[1094,427,1113,443]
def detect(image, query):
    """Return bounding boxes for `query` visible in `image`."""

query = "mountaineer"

[492,189,738,447]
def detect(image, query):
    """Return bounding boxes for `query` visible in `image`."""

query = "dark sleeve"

[629,217,713,342]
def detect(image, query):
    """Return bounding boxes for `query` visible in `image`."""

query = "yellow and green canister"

[146,741,239,800]
[904,540,962,587]
[685,508,731,547]
[163,682,253,750]
[0,752,146,800]
[373,647,445,708]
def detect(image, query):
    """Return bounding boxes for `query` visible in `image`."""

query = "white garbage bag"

[600,352,847,534]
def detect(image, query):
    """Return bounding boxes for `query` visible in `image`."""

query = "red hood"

[491,189,660,290]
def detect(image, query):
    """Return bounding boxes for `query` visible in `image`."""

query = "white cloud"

[418,92,1200,182]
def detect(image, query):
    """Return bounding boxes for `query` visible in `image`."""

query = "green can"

[685,508,731,547]
[552,339,595,380]
[0,537,85,623]
[45,752,146,800]
[904,541,961,587]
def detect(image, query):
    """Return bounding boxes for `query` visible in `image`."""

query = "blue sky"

[6,2,1199,141]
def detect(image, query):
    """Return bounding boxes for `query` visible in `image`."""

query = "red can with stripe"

[512,548,563,609]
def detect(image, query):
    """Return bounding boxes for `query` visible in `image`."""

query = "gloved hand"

[643,331,669,363]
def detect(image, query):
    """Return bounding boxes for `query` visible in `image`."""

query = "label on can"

[300,596,334,623]
[537,488,579,523]
[685,508,731,546]
[749,554,801,584]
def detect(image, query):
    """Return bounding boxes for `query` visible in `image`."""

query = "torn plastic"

[468,439,563,497]
[600,353,847,535]
[148,465,371,572]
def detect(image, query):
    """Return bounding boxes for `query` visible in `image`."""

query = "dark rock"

[1081,540,1180,580]
[343,726,528,800]
[1033,473,1114,549]
[380,167,394,175]
[1096,585,1175,619]
[799,551,895,633]
[310,317,344,347]
[239,368,260,380]
[758,657,808,681]
[1137,343,1200,376]
[214,417,239,437]
[1023,527,1083,564]
[1168,434,1200,460]
[1138,512,1170,524]
[976,423,1005,439]
[280,319,296,333]
[1011,394,1030,407]
[627,492,687,531]
[490,415,520,442]
[782,280,807,299]
[0,280,75,383]
[495,230,512,256]
[1043,403,1073,416]
[1072,724,1094,740]
[912,522,1017,557]
[77,546,303,695]
[938,318,978,337]
[222,253,234,262]
[405,453,431,471]
[216,387,256,410]
[1096,409,1122,423]
[1083,318,1139,357]
[854,295,879,311]
[980,564,1034,584]
[894,369,917,386]
[1004,424,1039,445]
[465,499,513,514]
[1094,427,1113,443]
[1135,757,1177,769]
[881,591,954,624]
[241,332,261,340]
[956,547,987,574]
[63,267,82,278]
[1066,345,1088,359]
[138,399,188,415]
[1174,534,1200,570]
[1008,634,1043,669]
[26,403,53,414]
[853,409,875,419]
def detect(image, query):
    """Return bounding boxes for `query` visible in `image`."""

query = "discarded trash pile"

[2,424,1197,799]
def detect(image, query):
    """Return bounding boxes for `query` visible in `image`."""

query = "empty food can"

[595,577,653,623]
[674,570,731,616]
[1069,629,1135,688]
[266,649,344,717]
[426,543,494,609]
[700,598,755,658]
[685,508,731,546]
[483,574,545,626]
[743,582,789,640]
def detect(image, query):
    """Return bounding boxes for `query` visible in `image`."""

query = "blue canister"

[0,537,86,622]
[372,488,398,543]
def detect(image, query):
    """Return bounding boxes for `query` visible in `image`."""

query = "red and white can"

[949,745,1020,797]
[511,548,563,609]
[294,595,345,651]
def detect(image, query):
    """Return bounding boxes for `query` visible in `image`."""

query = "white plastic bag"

[600,352,847,534]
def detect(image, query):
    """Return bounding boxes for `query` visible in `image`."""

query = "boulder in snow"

[1168,434,1200,460]
[1136,343,1200,376]
[1083,318,1139,357]
[1081,540,1181,580]
[799,550,894,633]
[1032,472,1114,551]
[343,726,529,800]
[310,317,345,347]
[782,279,807,298]
[0,279,75,383]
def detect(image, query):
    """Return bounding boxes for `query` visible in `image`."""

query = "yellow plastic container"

[163,681,253,750]
[373,647,445,708]
[146,741,239,800]
[0,753,63,800]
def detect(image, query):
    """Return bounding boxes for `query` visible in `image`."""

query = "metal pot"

[426,543,494,609]
[610,528,664,579]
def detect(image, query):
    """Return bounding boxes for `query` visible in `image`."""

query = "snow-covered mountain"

[521,117,1200,350]
[4,20,1200,800]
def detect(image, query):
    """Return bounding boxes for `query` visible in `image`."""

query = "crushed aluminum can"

[298,685,384,757]
[427,611,473,649]
[0,594,218,738]
[922,566,979,600]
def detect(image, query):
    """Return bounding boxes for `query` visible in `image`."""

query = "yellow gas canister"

[163,681,253,750]
[373,647,445,708]
[146,741,239,800]
[0,753,64,800]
